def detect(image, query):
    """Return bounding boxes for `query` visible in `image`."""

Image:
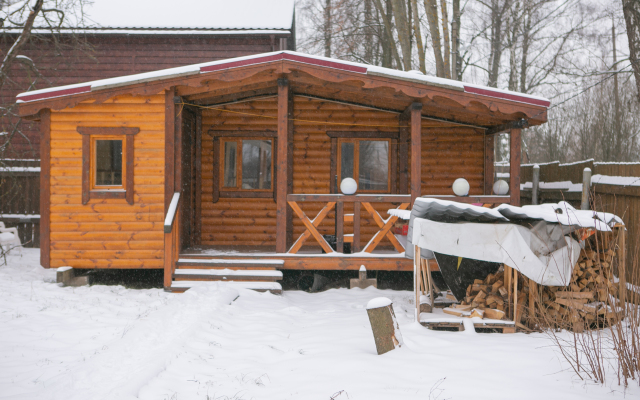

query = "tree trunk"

[373,0,403,69]
[440,0,452,79]
[411,0,426,73]
[519,5,531,93]
[487,0,507,87]
[622,0,640,102]
[364,0,375,64]
[0,0,44,92]
[451,0,461,80]
[324,0,332,58]
[613,19,622,158]
[391,0,412,70]
[424,0,446,77]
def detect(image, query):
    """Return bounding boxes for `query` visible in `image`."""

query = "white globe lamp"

[340,178,358,195]
[452,178,470,196]
[493,179,509,195]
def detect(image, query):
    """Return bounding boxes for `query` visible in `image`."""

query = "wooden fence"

[0,160,40,248]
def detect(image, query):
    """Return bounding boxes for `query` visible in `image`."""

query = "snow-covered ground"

[1,249,637,400]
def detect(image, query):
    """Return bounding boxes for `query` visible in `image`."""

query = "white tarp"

[412,218,581,286]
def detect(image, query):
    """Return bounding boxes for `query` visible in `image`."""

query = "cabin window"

[93,138,124,187]
[77,127,140,205]
[338,138,390,192]
[220,138,273,191]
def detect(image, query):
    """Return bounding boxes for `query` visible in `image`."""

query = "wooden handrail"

[287,194,411,203]
[164,192,180,233]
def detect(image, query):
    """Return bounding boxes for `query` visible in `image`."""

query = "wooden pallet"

[420,321,516,333]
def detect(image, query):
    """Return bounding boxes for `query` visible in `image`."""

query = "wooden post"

[509,128,521,206]
[353,202,361,252]
[39,109,51,268]
[532,164,540,205]
[410,103,423,205]
[164,88,176,288]
[414,244,421,321]
[484,133,494,195]
[529,278,537,322]
[276,78,291,253]
[336,201,344,253]
[398,112,410,194]
[581,167,591,210]
[618,225,627,312]
[513,268,518,321]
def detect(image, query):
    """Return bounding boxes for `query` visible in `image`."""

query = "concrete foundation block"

[56,267,93,287]
[350,265,377,289]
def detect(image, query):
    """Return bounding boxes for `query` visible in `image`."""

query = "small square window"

[77,127,139,205]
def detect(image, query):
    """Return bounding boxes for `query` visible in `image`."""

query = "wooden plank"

[509,128,521,206]
[398,111,409,194]
[275,78,290,253]
[81,132,90,204]
[410,103,423,205]
[40,109,51,268]
[212,137,220,203]
[330,137,337,193]
[326,131,399,139]
[194,109,202,245]
[286,194,411,203]
[484,133,494,195]
[125,133,135,205]
[353,202,361,252]
[336,201,344,253]
[164,88,175,213]
[286,87,294,248]
[287,201,334,254]
[287,201,335,253]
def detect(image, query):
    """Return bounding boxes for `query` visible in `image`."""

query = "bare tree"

[622,0,640,101]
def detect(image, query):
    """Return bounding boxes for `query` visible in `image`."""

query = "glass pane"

[95,140,122,186]
[223,141,237,188]
[242,140,272,189]
[358,140,389,191]
[340,142,355,181]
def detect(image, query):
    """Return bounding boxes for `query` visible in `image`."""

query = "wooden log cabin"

[16,51,549,292]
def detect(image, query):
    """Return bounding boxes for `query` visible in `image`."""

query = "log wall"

[200,96,485,249]
[48,94,165,268]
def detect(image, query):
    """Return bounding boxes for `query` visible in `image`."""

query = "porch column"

[276,78,293,253]
[509,128,521,206]
[410,103,423,205]
[484,134,495,195]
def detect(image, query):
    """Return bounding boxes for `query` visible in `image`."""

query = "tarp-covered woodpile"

[405,198,627,331]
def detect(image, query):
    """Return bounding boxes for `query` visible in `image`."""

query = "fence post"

[532,164,540,205]
[581,167,591,210]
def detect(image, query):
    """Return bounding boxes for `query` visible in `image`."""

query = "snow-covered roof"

[16,51,552,108]
[4,0,295,33]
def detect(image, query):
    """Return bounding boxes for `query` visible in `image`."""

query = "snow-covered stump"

[366,297,403,355]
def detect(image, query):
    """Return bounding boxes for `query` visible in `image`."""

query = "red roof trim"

[17,85,92,102]
[463,86,550,107]
[200,53,368,74]
[17,85,91,101]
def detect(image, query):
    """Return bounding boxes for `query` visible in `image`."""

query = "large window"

[77,127,139,205]
[338,138,390,192]
[220,138,273,191]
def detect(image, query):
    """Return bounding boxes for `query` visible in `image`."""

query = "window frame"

[219,137,275,193]
[336,137,393,194]
[77,127,139,205]
[209,130,278,202]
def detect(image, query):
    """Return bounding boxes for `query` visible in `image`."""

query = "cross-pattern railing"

[286,194,411,254]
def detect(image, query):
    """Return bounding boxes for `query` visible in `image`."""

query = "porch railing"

[164,192,181,288]
[286,194,511,254]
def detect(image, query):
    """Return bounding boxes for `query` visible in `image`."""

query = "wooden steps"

[169,258,284,294]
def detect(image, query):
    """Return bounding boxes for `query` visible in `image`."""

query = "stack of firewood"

[443,271,510,321]
[447,235,623,330]
[535,245,622,330]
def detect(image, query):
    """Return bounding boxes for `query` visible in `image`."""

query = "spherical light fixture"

[452,178,470,196]
[493,179,509,195]
[340,178,358,195]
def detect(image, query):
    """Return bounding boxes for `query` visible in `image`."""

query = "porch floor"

[179,245,419,271]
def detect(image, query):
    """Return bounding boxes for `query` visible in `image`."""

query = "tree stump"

[366,297,403,355]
